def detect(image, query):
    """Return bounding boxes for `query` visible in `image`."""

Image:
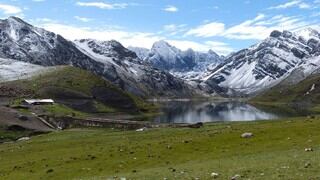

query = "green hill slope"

[252,74,320,112]
[0,66,154,116]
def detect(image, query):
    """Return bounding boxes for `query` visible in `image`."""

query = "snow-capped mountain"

[129,41,224,74]
[74,39,195,97]
[0,17,101,68]
[127,46,150,61]
[204,28,320,96]
[0,17,195,97]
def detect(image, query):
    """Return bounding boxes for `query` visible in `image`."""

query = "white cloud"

[33,18,56,23]
[185,22,225,37]
[36,22,231,55]
[268,0,311,9]
[0,3,22,14]
[204,41,234,55]
[167,40,233,55]
[74,16,93,22]
[39,23,162,49]
[163,5,178,12]
[32,0,46,2]
[185,13,314,40]
[162,24,187,35]
[222,14,312,40]
[76,1,128,10]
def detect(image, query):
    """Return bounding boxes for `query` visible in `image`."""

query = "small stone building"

[22,99,55,105]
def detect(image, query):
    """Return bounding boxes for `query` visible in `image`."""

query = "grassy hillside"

[0,117,319,179]
[252,74,320,110]
[0,66,156,116]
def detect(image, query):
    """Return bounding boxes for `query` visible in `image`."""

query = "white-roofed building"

[23,99,54,105]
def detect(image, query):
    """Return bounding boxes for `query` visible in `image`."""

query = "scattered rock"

[169,167,176,172]
[305,148,313,152]
[211,172,219,178]
[231,174,241,180]
[183,140,191,143]
[304,162,311,168]
[241,132,253,138]
[46,169,54,173]
[17,137,30,141]
[188,122,203,128]
[308,115,316,119]
[136,127,147,132]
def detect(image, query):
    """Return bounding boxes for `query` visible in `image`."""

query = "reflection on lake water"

[153,101,283,124]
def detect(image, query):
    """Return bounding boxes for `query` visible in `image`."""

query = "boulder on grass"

[241,132,253,138]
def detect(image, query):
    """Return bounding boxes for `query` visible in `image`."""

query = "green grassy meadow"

[0,117,319,179]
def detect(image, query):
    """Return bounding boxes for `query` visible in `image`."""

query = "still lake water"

[152,100,299,124]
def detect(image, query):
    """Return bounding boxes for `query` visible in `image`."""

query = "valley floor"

[0,117,320,179]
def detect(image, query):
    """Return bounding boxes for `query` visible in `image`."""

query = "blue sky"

[0,0,319,55]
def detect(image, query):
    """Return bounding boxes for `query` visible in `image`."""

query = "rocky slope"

[0,17,195,97]
[204,28,320,96]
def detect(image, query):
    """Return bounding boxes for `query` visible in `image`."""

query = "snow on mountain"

[295,28,320,43]
[0,58,49,82]
[0,17,196,97]
[74,39,196,97]
[0,16,102,68]
[147,40,193,71]
[205,28,320,96]
[129,40,224,82]
[127,46,150,61]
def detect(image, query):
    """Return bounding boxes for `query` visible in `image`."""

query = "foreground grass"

[0,118,320,179]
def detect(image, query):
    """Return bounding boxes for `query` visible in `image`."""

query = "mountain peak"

[152,40,171,48]
[7,16,22,21]
[5,16,30,26]
[295,28,319,41]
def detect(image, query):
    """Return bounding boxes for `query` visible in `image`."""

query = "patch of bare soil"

[0,106,53,132]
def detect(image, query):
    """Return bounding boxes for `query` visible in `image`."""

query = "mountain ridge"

[204,28,320,96]
[0,16,196,98]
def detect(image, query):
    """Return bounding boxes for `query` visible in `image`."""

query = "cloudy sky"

[0,0,319,55]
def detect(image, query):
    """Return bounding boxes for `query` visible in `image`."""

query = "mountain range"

[0,17,195,98]
[128,41,224,81]
[0,16,320,98]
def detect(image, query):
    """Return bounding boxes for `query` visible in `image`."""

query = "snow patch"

[0,58,48,82]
